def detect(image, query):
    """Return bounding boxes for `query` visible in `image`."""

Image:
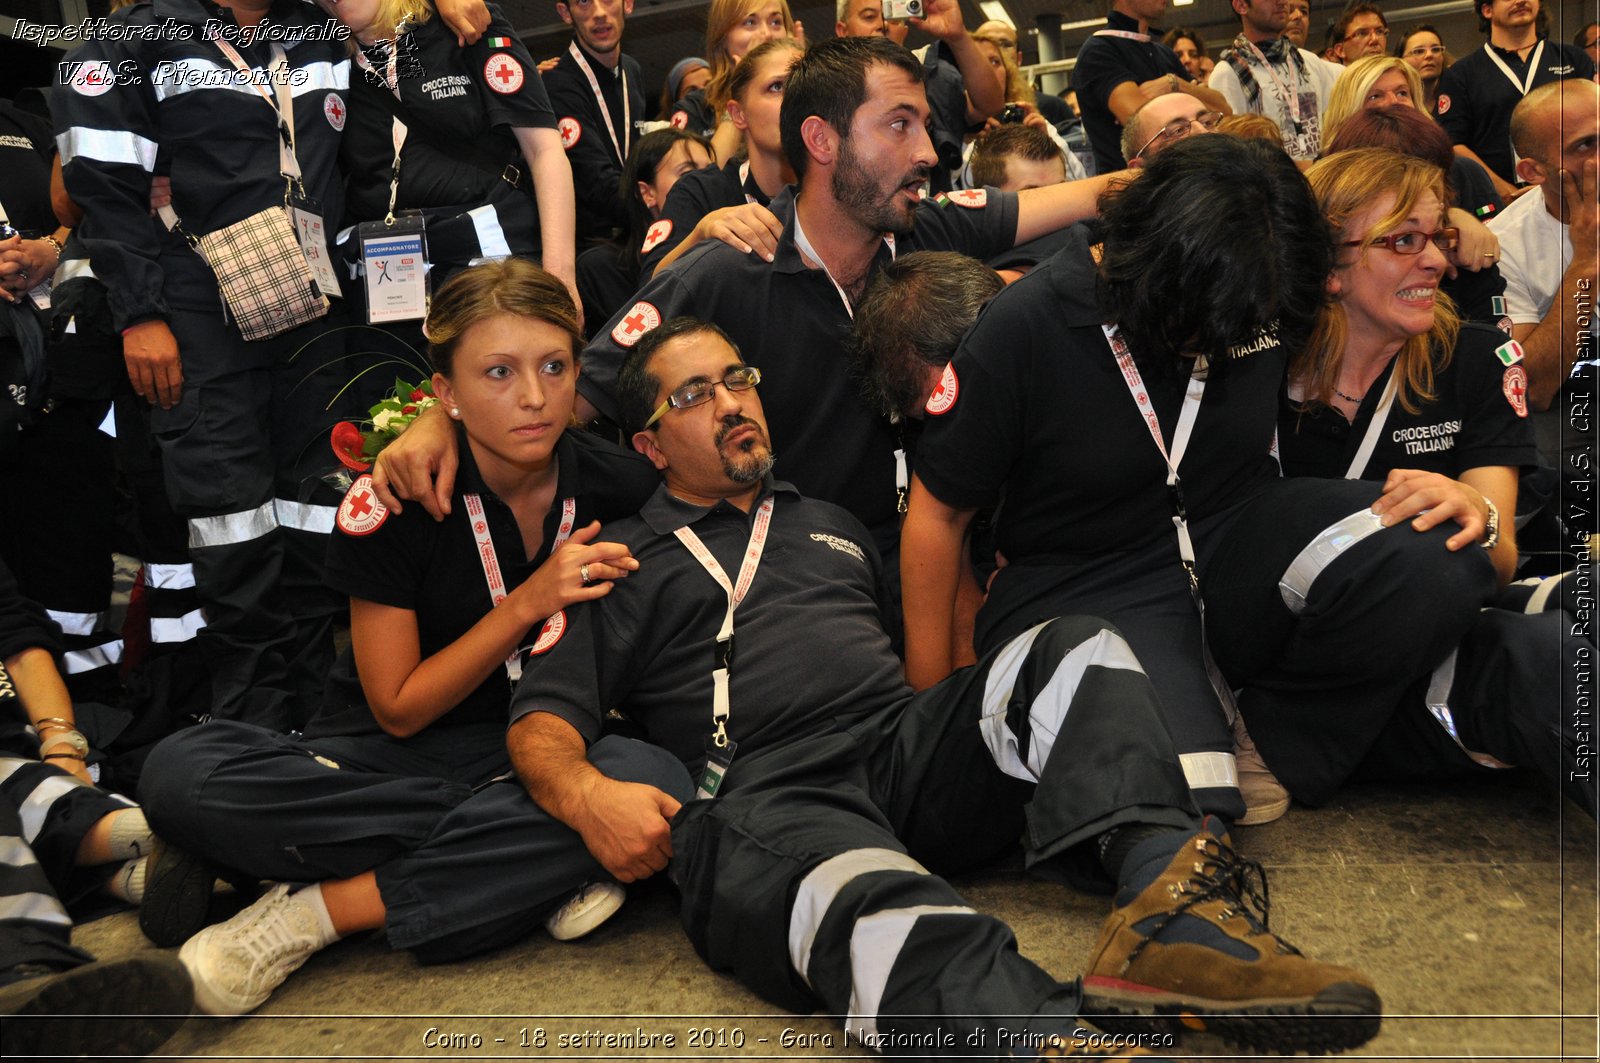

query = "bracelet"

[34,717,78,732]
[38,234,64,260]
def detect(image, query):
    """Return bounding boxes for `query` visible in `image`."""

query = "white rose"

[372,407,402,431]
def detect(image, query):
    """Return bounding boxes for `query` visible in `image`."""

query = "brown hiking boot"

[1081,819,1380,1055]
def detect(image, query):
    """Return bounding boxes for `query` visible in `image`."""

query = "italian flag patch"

[486,36,513,47]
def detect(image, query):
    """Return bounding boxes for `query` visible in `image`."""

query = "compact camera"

[999,104,1026,124]
[882,0,923,21]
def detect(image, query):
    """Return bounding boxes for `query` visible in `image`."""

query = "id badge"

[26,279,51,311]
[358,211,429,324]
[287,194,343,297]
[695,736,737,800]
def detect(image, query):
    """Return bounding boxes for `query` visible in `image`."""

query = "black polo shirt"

[541,41,645,241]
[341,7,554,227]
[1071,12,1188,174]
[638,158,768,277]
[509,479,907,771]
[915,223,1284,564]
[579,183,1018,554]
[1435,39,1594,185]
[1278,323,1538,482]
[310,426,659,738]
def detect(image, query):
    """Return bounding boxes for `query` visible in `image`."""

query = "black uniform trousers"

[0,747,135,981]
[0,398,119,700]
[152,306,359,730]
[984,479,1498,813]
[1200,478,1500,804]
[139,720,693,962]
[1353,607,1596,816]
[671,616,1201,1052]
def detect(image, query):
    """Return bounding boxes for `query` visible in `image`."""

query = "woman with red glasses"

[1272,148,1591,817]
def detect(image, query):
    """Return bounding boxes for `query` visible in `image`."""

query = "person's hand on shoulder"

[371,403,459,519]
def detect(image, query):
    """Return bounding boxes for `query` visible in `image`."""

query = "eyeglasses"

[1132,110,1223,159]
[1339,227,1460,255]
[643,366,762,428]
[1344,26,1389,42]
[1404,44,1445,57]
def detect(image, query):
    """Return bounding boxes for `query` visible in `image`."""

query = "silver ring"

[580,564,591,584]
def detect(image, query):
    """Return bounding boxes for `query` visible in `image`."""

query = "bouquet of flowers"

[331,376,438,472]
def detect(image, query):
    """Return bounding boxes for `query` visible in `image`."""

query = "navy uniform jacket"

[52,0,350,328]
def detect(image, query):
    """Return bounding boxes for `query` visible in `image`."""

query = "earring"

[450,406,461,418]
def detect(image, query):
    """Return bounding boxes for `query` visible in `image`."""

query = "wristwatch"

[1481,499,1501,550]
[40,728,89,759]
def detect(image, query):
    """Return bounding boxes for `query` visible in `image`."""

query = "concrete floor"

[71,774,1597,1062]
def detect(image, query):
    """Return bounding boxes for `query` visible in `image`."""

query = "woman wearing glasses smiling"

[1285,148,1527,584]
[1267,148,1591,818]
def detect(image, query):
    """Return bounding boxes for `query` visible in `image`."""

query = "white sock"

[291,883,342,947]
[106,808,153,861]
[105,856,147,905]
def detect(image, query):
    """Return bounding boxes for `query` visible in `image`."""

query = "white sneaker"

[544,882,625,941]
[178,883,327,1015]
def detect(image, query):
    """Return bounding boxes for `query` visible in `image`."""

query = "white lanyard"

[212,40,302,189]
[1093,28,1151,42]
[1342,369,1400,481]
[738,160,759,206]
[791,209,896,321]
[673,496,774,749]
[791,209,904,508]
[1242,38,1303,126]
[1103,323,1239,724]
[464,494,576,682]
[1483,40,1544,96]
[1102,323,1206,565]
[568,41,631,163]
[354,45,409,223]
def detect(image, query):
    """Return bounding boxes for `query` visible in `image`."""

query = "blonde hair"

[972,32,1035,107]
[705,0,797,112]
[1217,113,1284,144]
[1323,56,1425,147]
[426,259,581,377]
[1299,149,1459,414]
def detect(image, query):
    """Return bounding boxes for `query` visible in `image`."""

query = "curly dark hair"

[1095,135,1331,380]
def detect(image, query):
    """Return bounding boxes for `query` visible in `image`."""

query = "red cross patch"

[529,609,567,654]
[558,116,582,150]
[68,61,115,97]
[324,93,346,131]
[611,301,661,347]
[336,474,389,536]
[641,219,673,255]
[1435,94,1451,115]
[1502,365,1528,418]
[925,362,959,416]
[484,53,525,95]
[950,189,987,209]
[670,109,689,129]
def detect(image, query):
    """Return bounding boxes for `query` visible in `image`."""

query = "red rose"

[410,389,426,401]
[330,421,372,471]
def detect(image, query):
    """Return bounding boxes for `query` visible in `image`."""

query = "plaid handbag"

[190,206,329,342]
